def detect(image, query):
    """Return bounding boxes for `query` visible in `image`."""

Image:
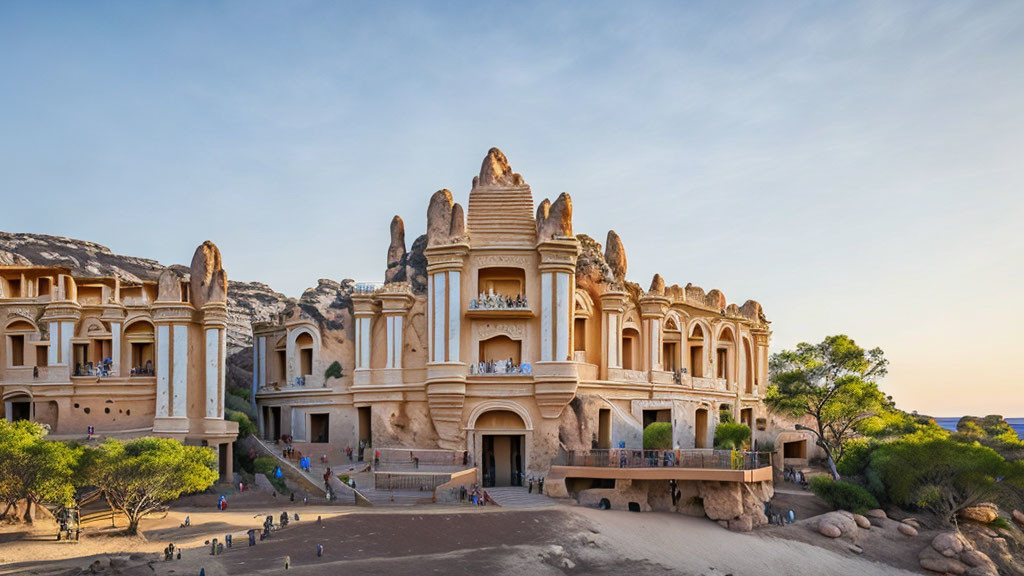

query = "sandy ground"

[1,503,926,576]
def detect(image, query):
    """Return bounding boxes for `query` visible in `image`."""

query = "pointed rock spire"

[604,230,627,282]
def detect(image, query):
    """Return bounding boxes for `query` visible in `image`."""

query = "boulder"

[816,511,858,539]
[604,231,627,282]
[698,482,742,520]
[865,509,887,519]
[903,518,921,529]
[156,269,182,302]
[449,202,465,239]
[932,532,967,558]
[852,514,871,529]
[649,274,665,295]
[1013,509,1024,527]
[898,523,919,537]
[960,503,999,524]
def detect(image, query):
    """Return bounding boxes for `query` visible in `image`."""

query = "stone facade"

[255,149,773,488]
[0,242,238,479]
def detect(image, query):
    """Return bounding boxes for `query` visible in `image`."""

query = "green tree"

[767,334,890,478]
[714,422,751,450]
[865,431,1024,526]
[0,420,82,523]
[325,360,343,381]
[92,437,217,535]
[226,410,257,437]
[643,422,673,450]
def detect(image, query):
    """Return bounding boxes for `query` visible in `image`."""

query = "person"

[538,476,544,494]
[280,511,289,527]
[210,538,218,556]
[225,533,232,548]
[290,492,295,502]
[374,448,380,467]
[183,515,191,527]
[175,548,180,560]
[346,446,352,463]
[317,543,323,557]
[284,555,290,570]
[239,481,244,493]
[248,529,256,547]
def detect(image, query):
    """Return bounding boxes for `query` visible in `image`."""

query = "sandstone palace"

[0,243,239,479]
[251,149,796,528]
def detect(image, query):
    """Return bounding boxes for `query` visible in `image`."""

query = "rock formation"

[189,241,227,308]
[156,269,182,302]
[425,189,466,247]
[648,274,665,295]
[385,216,406,284]
[706,289,727,311]
[920,531,999,576]
[604,231,627,282]
[575,234,614,289]
[536,192,574,241]
[473,147,524,188]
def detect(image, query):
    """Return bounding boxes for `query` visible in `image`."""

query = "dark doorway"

[597,408,612,449]
[263,405,281,440]
[695,409,709,449]
[218,443,229,480]
[357,406,372,460]
[310,413,330,443]
[482,434,523,488]
[10,401,31,422]
[642,409,671,429]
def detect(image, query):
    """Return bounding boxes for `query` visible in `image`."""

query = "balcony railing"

[469,292,529,310]
[469,360,532,376]
[561,449,770,471]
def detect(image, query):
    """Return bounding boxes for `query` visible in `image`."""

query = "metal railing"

[561,449,771,471]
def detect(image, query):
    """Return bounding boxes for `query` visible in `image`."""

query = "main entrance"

[482,434,523,487]
[473,408,528,488]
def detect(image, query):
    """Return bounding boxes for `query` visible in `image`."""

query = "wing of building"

[0,241,238,480]
[253,150,799,525]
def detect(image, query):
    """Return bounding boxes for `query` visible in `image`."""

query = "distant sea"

[934,417,1024,439]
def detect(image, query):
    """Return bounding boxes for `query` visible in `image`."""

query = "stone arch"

[687,318,712,378]
[76,316,109,338]
[4,317,37,332]
[467,400,534,431]
[287,324,321,383]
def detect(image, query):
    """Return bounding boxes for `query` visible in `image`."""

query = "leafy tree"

[714,422,751,450]
[767,334,890,478]
[643,422,673,450]
[92,437,217,535]
[865,431,1024,526]
[0,420,82,522]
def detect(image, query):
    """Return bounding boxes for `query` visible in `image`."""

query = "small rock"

[932,532,966,558]
[898,523,918,537]
[729,517,753,533]
[920,546,969,575]
[865,509,887,519]
[819,523,842,538]
[853,514,871,529]
[960,504,999,524]
[1013,509,1024,526]
[848,544,863,554]
[903,518,921,528]
[562,558,576,569]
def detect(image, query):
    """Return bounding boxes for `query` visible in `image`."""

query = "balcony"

[551,449,773,484]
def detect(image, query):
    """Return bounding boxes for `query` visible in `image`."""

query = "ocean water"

[934,417,1024,439]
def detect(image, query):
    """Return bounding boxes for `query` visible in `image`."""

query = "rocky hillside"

[0,231,292,351]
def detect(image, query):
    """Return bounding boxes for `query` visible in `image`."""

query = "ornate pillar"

[639,295,670,378]
[151,303,192,421]
[599,291,627,380]
[423,243,469,450]
[202,303,228,420]
[379,287,413,370]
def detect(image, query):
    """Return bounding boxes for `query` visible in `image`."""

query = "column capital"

[424,243,469,274]
[201,302,229,328]
[599,290,629,313]
[537,237,580,274]
[638,295,671,318]
[151,302,195,325]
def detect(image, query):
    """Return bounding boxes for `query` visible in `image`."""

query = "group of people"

[298,456,313,472]
[469,290,528,310]
[451,484,491,506]
[162,542,180,561]
[470,358,530,375]
[129,361,154,376]
[525,473,545,494]
[55,510,80,541]
[216,495,229,511]
[75,358,114,377]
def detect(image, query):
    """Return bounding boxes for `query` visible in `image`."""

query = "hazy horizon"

[2,2,1022,416]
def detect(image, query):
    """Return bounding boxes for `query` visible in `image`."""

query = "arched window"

[688,323,706,378]
[621,327,641,371]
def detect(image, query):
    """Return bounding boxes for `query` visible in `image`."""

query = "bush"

[810,475,879,514]
[643,422,673,450]
[864,431,1024,525]
[253,456,277,476]
[837,438,877,477]
[226,410,257,437]
[714,422,750,450]
[225,394,256,421]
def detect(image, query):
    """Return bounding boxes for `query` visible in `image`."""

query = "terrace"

[550,449,773,484]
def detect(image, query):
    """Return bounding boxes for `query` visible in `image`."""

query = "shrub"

[837,438,877,477]
[253,456,277,476]
[225,393,256,420]
[325,361,343,381]
[864,431,1024,525]
[226,410,257,438]
[810,475,879,514]
[643,422,673,450]
[714,422,750,450]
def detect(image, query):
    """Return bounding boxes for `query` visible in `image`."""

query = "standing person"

[316,543,323,557]
[284,555,290,570]
[374,448,380,468]
[248,529,256,547]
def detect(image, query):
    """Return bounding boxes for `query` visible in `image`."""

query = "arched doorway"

[472,408,528,488]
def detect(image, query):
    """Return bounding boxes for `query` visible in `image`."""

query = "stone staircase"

[485,486,558,508]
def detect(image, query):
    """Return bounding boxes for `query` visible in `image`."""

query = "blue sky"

[1,1,1022,415]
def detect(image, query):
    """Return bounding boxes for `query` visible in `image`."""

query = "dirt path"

[2,504,926,576]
